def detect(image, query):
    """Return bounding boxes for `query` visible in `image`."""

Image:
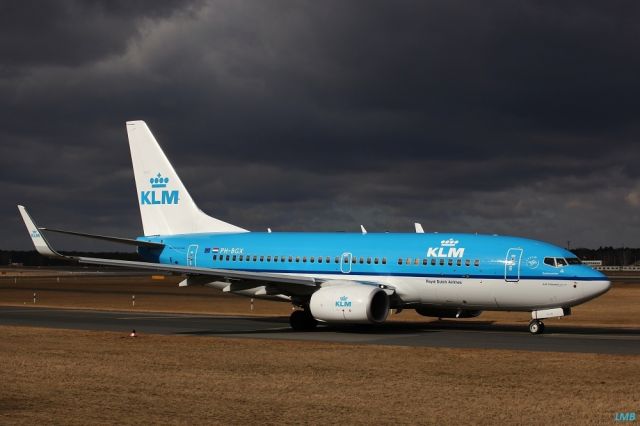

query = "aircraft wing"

[18,205,319,296]
[39,227,164,248]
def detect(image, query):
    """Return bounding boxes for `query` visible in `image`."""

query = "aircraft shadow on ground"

[174,317,640,337]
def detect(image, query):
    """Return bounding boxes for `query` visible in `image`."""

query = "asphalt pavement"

[1,306,639,354]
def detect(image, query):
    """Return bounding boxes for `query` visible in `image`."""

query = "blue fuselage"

[139,232,605,283]
[136,233,610,312]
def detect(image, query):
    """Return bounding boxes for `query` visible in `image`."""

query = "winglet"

[17,205,66,259]
[414,223,424,233]
[360,225,367,234]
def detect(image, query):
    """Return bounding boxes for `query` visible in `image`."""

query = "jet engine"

[415,307,482,318]
[309,282,390,324]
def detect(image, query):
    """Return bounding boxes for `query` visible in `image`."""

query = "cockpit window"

[544,257,578,267]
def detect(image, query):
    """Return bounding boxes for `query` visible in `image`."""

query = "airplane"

[18,121,611,334]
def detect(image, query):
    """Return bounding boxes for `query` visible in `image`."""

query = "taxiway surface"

[1,306,639,354]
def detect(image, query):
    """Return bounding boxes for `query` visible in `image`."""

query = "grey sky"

[2,0,639,250]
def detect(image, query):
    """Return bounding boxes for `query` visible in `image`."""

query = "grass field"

[0,325,638,425]
[1,269,638,424]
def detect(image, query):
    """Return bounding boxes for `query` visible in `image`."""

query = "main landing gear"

[289,309,317,331]
[528,319,545,334]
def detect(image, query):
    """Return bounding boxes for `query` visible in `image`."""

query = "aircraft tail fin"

[126,121,248,236]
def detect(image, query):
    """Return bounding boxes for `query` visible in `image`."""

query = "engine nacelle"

[415,307,482,319]
[309,282,390,324]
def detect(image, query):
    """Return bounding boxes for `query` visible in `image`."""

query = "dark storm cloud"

[2,0,640,250]
[0,0,195,70]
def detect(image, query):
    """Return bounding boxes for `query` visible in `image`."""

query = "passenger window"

[232,255,237,261]
[431,259,436,266]
[358,257,363,264]
[465,259,470,266]
[406,257,412,265]
[456,259,461,266]
[226,255,230,261]
[397,258,403,265]
[326,256,331,263]
[239,255,243,261]
[253,256,257,262]
[212,255,217,261]
[303,257,307,263]
[335,257,340,264]
[259,256,264,262]
[310,257,315,263]
[374,258,379,264]
[422,259,428,266]
[367,257,371,264]
[447,259,453,266]
[414,258,419,265]
[343,256,349,263]
[439,259,444,266]
[296,256,300,263]
[474,259,480,267]
[318,257,322,263]
[281,256,285,262]
[289,256,293,262]
[544,257,556,267]
[352,257,356,264]
[382,258,387,265]
[273,256,278,262]
[267,256,271,262]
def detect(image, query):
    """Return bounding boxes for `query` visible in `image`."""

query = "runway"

[1,306,639,354]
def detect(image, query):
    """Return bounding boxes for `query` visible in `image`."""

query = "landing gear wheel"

[529,319,544,334]
[289,310,317,331]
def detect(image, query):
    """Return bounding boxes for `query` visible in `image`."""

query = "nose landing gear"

[528,319,545,334]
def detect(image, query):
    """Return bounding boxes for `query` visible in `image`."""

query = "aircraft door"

[187,244,198,266]
[504,248,523,282]
[340,252,352,274]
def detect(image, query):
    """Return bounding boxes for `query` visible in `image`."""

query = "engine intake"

[309,283,390,324]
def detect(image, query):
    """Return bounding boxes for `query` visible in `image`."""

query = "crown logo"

[150,173,169,188]
[441,238,459,247]
[339,296,349,301]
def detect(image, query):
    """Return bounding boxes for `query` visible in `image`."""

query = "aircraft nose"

[599,279,612,295]
[585,276,611,299]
